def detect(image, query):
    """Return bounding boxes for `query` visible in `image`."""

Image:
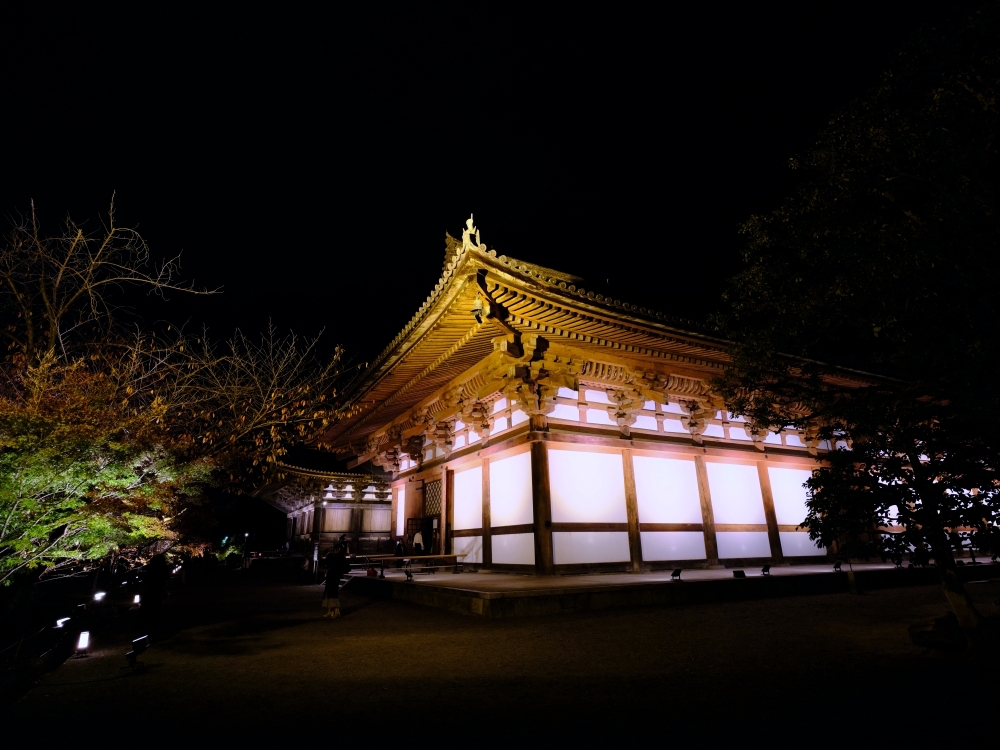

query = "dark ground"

[4,571,998,746]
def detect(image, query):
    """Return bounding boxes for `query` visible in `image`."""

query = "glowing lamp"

[133,594,141,604]
[55,617,70,628]
[93,591,106,602]
[77,631,90,650]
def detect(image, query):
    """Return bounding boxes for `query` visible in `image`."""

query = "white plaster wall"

[453,535,483,564]
[707,463,766,524]
[632,415,658,430]
[452,466,482,530]
[490,453,534,526]
[779,532,825,556]
[396,488,405,536]
[549,449,627,523]
[639,531,706,561]
[549,403,580,421]
[553,532,631,564]
[768,467,814,526]
[717,531,772,558]
[492,533,535,565]
[633,456,703,524]
[586,409,616,426]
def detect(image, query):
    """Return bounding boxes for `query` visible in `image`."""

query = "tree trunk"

[910,454,985,639]
[932,544,985,636]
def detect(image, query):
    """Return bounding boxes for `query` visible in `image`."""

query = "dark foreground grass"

[4,571,998,746]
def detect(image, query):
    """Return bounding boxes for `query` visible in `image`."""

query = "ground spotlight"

[125,635,149,667]
[55,617,70,628]
[93,591,106,602]
[133,594,141,604]
[77,631,90,651]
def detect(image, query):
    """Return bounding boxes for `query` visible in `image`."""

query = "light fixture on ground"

[77,631,90,654]
[93,591,106,602]
[125,635,149,667]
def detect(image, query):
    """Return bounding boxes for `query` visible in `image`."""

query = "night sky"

[2,3,958,366]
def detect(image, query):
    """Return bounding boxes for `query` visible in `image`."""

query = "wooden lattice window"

[424,480,442,516]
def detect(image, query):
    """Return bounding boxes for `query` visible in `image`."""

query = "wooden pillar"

[440,468,451,555]
[757,461,784,562]
[481,457,492,569]
[311,498,323,578]
[352,500,362,554]
[622,448,643,573]
[530,441,554,575]
[694,456,721,566]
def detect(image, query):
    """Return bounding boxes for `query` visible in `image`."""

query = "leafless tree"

[0,200,216,364]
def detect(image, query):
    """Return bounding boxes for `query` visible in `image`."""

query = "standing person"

[413,529,424,555]
[322,544,349,618]
[394,539,406,569]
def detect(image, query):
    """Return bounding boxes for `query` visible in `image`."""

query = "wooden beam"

[490,523,536,536]
[481,457,492,569]
[639,523,704,532]
[758,461,784,562]
[530,440,554,574]
[550,523,630,533]
[694,455,720,566]
[621,448,643,573]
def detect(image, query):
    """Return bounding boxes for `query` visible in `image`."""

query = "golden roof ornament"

[462,214,482,252]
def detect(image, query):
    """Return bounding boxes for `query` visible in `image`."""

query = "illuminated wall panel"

[512,410,528,426]
[490,452,533,527]
[323,509,352,532]
[716,531,771,558]
[492,533,535,565]
[706,463,766,524]
[557,387,577,398]
[730,427,781,445]
[632,415,658,431]
[640,531,706,561]
[453,535,483,564]
[768,467,813,526]
[633,456,702,524]
[703,424,725,438]
[663,418,687,433]
[785,434,805,447]
[549,404,580,421]
[779,532,825,556]
[586,409,616,426]
[396,488,405,536]
[553,532,630,564]
[585,389,611,404]
[453,466,483,530]
[493,416,509,432]
[362,508,391,532]
[549,449,627,523]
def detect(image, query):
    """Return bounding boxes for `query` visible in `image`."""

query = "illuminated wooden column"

[440,468,451,555]
[311,497,323,577]
[531,441,554,575]
[694,456,721,566]
[757,461,784,562]
[481,457,493,569]
[621,448,643,573]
